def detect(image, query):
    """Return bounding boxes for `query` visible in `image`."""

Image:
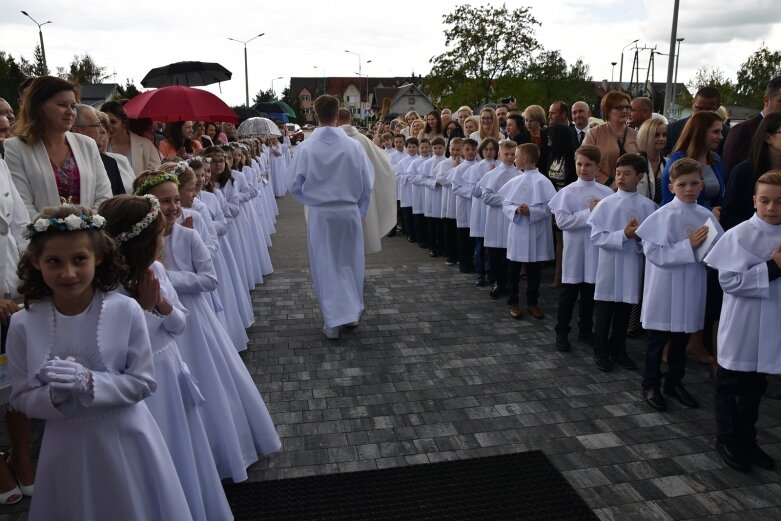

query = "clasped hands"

[45,357,93,404]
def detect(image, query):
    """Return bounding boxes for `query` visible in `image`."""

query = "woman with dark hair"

[505,114,530,145]
[583,91,638,186]
[5,76,112,219]
[204,122,222,145]
[546,123,578,191]
[418,111,444,141]
[101,101,161,175]
[159,121,203,158]
[722,112,781,230]
[445,121,464,158]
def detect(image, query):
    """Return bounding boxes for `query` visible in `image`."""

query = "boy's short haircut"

[382,133,393,141]
[419,138,431,146]
[462,138,478,149]
[449,137,464,148]
[314,95,339,122]
[405,137,419,147]
[574,145,602,164]
[669,157,702,182]
[755,169,781,193]
[430,136,446,147]
[394,134,406,142]
[517,142,539,164]
[499,139,518,150]
[615,153,647,175]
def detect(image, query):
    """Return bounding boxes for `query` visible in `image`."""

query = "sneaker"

[445,260,456,266]
[322,325,340,339]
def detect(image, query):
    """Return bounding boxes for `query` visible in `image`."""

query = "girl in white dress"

[7,205,191,521]
[100,194,233,521]
[132,171,281,482]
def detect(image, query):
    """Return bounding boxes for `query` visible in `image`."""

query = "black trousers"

[414,213,428,247]
[555,283,595,335]
[473,237,486,280]
[396,200,403,232]
[715,365,767,448]
[593,300,632,358]
[443,218,458,262]
[457,228,475,272]
[427,217,444,254]
[486,248,508,288]
[401,207,414,239]
[642,330,690,391]
[507,261,542,306]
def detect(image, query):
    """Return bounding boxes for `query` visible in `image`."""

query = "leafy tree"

[735,44,781,107]
[0,52,33,112]
[688,65,736,104]
[32,44,47,76]
[116,79,141,100]
[281,87,305,123]
[68,53,108,84]
[252,88,275,104]
[425,3,541,106]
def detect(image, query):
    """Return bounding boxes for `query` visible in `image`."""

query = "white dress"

[214,187,253,291]
[269,141,288,197]
[162,224,281,481]
[258,150,279,216]
[124,263,233,521]
[234,169,273,276]
[7,291,192,521]
[220,179,264,286]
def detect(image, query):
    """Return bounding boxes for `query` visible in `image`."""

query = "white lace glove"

[45,357,93,403]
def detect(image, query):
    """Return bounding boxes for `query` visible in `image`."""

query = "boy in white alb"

[549,145,613,350]
[588,153,658,372]
[397,137,419,242]
[636,158,724,412]
[439,139,463,265]
[468,138,499,286]
[499,143,556,318]
[449,138,478,273]
[409,138,432,247]
[422,137,448,257]
[705,171,781,473]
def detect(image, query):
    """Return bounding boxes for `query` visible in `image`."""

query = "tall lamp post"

[662,0,681,117]
[344,49,363,121]
[20,11,52,75]
[227,33,265,107]
[313,65,326,96]
[671,38,685,120]
[619,39,639,87]
[271,76,283,100]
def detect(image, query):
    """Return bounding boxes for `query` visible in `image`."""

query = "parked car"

[302,124,315,130]
[287,123,304,144]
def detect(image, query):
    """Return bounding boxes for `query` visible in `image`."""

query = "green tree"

[32,44,47,76]
[735,44,781,107]
[281,87,305,123]
[116,79,141,100]
[424,3,541,106]
[688,64,736,104]
[68,53,108,84]
[252,88,275,104]
[0,52,33,112]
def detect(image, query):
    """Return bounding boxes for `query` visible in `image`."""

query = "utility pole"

[662,0,681,117]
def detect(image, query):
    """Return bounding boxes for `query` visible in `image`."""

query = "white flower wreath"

[115,195,161,242]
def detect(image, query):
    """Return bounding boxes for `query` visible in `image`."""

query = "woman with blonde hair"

[635,116,667,204]
[470,107,501,144]
[463,115,479,138]
[401,111,420,137]
[522,105,549,173]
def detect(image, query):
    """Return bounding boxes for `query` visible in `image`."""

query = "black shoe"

[407,236,416,243]
[577,330,594,344]
[475,278,486,287]
[642,388,667,411]
[613,353,638,371]
[489,284,504,299]
[429,249,438,257]
[556,334,571,352]
[747,443,775,470]
[594,355,612,372]
[716,442,751,472]
[418,242,428,249]
[664,383,699,408]
[386,229,397,237]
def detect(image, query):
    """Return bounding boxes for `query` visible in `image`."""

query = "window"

[408,97,416,104]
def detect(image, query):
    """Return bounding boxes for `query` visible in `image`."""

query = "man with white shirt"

[572,101,592,146]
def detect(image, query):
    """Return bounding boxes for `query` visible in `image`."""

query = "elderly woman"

[583,92,638,186]
[100,101,161,175]
[5,76,112,219]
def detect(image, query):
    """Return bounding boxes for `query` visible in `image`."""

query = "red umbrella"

[123,85,238,123]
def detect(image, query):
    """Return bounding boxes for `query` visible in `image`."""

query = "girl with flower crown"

[99,194,233,521]
[132,170,281,481]
[240,144,276,243]
[6,205,192,520]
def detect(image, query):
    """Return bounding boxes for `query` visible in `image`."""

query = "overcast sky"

[2,0,780,107]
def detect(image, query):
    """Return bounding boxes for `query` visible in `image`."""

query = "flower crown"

[22,213,106,239]
[133,173,180,196]
[115,195,161,243]
[173,161,189,175]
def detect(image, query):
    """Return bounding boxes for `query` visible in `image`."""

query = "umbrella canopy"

[123,86,238,123]
[141,61,232,88]
[252,101,290,122]
[273,100,298,123]
[231,106,263,124]
[237,117,282,138]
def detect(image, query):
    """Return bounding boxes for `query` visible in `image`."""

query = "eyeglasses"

[613,105,631,111]
[75,123,103,130]
[480,117,493,122]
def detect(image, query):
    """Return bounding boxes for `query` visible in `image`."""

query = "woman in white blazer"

[3,76,112,220]
[101,101,161,175]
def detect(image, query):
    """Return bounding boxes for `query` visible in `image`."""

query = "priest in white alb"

[287,95,374,339]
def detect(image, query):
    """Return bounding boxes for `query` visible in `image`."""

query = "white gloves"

[45,357,93,404]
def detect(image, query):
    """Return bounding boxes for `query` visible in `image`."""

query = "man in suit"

[550,101,579,148]
[629,97,653,129]
[663,86,728,157]
[72,104,126,196]
[721,76,781,182]
[572,101,592,145]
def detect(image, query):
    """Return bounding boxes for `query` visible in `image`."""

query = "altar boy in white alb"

[288,95,374,339]
[588,153,658,373]
[635,158,723,413]
[705,171,781,473]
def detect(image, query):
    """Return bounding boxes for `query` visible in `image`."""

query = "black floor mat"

[225,450,598,520]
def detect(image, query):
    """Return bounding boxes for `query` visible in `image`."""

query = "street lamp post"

[271,77,283,100]
[619,39,639,87]
[671,38,685,120]
[20,11,52,75]
[662,0,681,117]
[345,50,362,122]
[611,62,617,82]
[227,33,265,107]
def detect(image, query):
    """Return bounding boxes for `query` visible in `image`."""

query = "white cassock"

[468,160,496,238]
[705,214,781,374]
[389,149,405,166]
[449,159,477,229]
[404,155,427,212]
[480,163,520,248]
[588,189,658,303]
[498,168,557,261]
[410,156,431,215]
[422,155,447,218]
[438,159,459,220]
[428,158,454,219]
[342,125,397,254]
[288,126,374,328]
[395,153,416,204]
[548,179,614,284]
[636,197,724,332]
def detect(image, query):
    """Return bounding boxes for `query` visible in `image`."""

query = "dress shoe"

[664,383,699,408]
[509,305,523,319]
[642,388,667,411]
[489,284,504,299]
[747,443,775,470]
[555,334,571,352]
[577,330,594,344]
[594,355,612,372]
[613,353,638,371]
[475,278,486,287]
[322,325,340,339]
[527,305,544,319]
[715,442,751,472]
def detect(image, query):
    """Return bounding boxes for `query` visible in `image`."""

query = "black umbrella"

[231,106,263,124]
[141,61,232,88]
